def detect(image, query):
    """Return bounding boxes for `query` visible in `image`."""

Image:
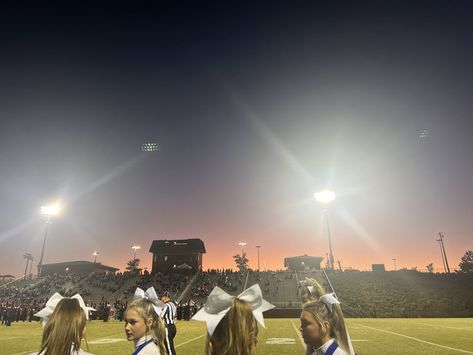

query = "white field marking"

[266,338,296,345]
[290,320,306,350]
[416,322,473,331]
[358,324,473,354]
[175,334,206,348]
[351,339,369,342]
[88,338,127,344]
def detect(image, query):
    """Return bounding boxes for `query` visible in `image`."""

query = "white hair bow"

[318,293,340,313]
[192,284,275,336]
[34,292,96,326]
[134,287,166,317]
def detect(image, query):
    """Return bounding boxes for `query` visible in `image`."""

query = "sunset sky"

[1,1,472,276]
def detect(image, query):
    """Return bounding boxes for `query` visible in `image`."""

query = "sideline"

[175,334,206,348]
[358,324,473,354]
[290,320,306,350]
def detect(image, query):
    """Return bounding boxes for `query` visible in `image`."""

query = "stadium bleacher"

[2,268,473,325]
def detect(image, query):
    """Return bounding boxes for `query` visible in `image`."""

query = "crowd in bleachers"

[2,267,473,328]
[323,269,473,317]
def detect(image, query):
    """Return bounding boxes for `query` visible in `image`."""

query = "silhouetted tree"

[126,258,142,273]
[233,253,249,272]
[459,250,473,273]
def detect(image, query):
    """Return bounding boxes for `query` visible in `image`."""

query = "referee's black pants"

[165,323,177,355]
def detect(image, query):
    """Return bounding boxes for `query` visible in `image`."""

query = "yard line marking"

[358,324,473,354]
[175,334,206,348]
[416,322,473,331]
[290,320,306,350]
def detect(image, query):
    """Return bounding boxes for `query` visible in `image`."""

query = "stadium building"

[149,238,206,274]
[40,261,118,276]
[284,255,323,271]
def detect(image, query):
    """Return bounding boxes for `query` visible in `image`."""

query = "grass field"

[1,318,472,354]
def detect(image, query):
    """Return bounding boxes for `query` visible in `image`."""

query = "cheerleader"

[31,292,95,355]
[124,287,166,355]
[192,284,275,355]
[299,278,354,355]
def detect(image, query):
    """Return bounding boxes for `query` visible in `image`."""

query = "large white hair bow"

[318,293,340,313]
[134,287,166,317]
[192,284,275,336]
[34,292,96,326]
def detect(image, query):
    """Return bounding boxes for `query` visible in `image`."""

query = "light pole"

[238,241,247,256]
[93,251,99,263]
[256,245,261,271]
[23,253,33,280]
[29,259,35,279]
[132,245,141,260]
[38,203,61,276]
[314,190,336,270]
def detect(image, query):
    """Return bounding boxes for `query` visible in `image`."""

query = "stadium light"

[141,142,160,152]
[314,190,336,270]
[37,202,62,277]
[314,190,336,203]
[132,244,141,260]
[93,251,99,263]
[238,241,247,256]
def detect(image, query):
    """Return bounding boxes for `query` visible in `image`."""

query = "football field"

[1,318,472,354]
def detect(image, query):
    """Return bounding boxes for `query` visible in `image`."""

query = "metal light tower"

[314,190,336,270]
[392,258,397,271]
[29,259,35,279]
[437,233,450,274]
[256,245,261,271]
[23,253,33,280]
[37,203,61,276]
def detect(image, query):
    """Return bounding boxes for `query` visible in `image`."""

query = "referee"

[160,291,177,355]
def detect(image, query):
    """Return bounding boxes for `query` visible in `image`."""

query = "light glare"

[40,204,61,216]
[314,190,336,203]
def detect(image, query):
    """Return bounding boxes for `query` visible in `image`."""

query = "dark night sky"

[1,1,473,275]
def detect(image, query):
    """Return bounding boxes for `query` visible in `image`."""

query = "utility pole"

[437,233,450,274]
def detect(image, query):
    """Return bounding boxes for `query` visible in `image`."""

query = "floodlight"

[40,203,61,216]
[141,142,160,152]
[314,190,336,203]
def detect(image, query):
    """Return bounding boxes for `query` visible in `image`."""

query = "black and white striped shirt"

[162,301,177,325]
